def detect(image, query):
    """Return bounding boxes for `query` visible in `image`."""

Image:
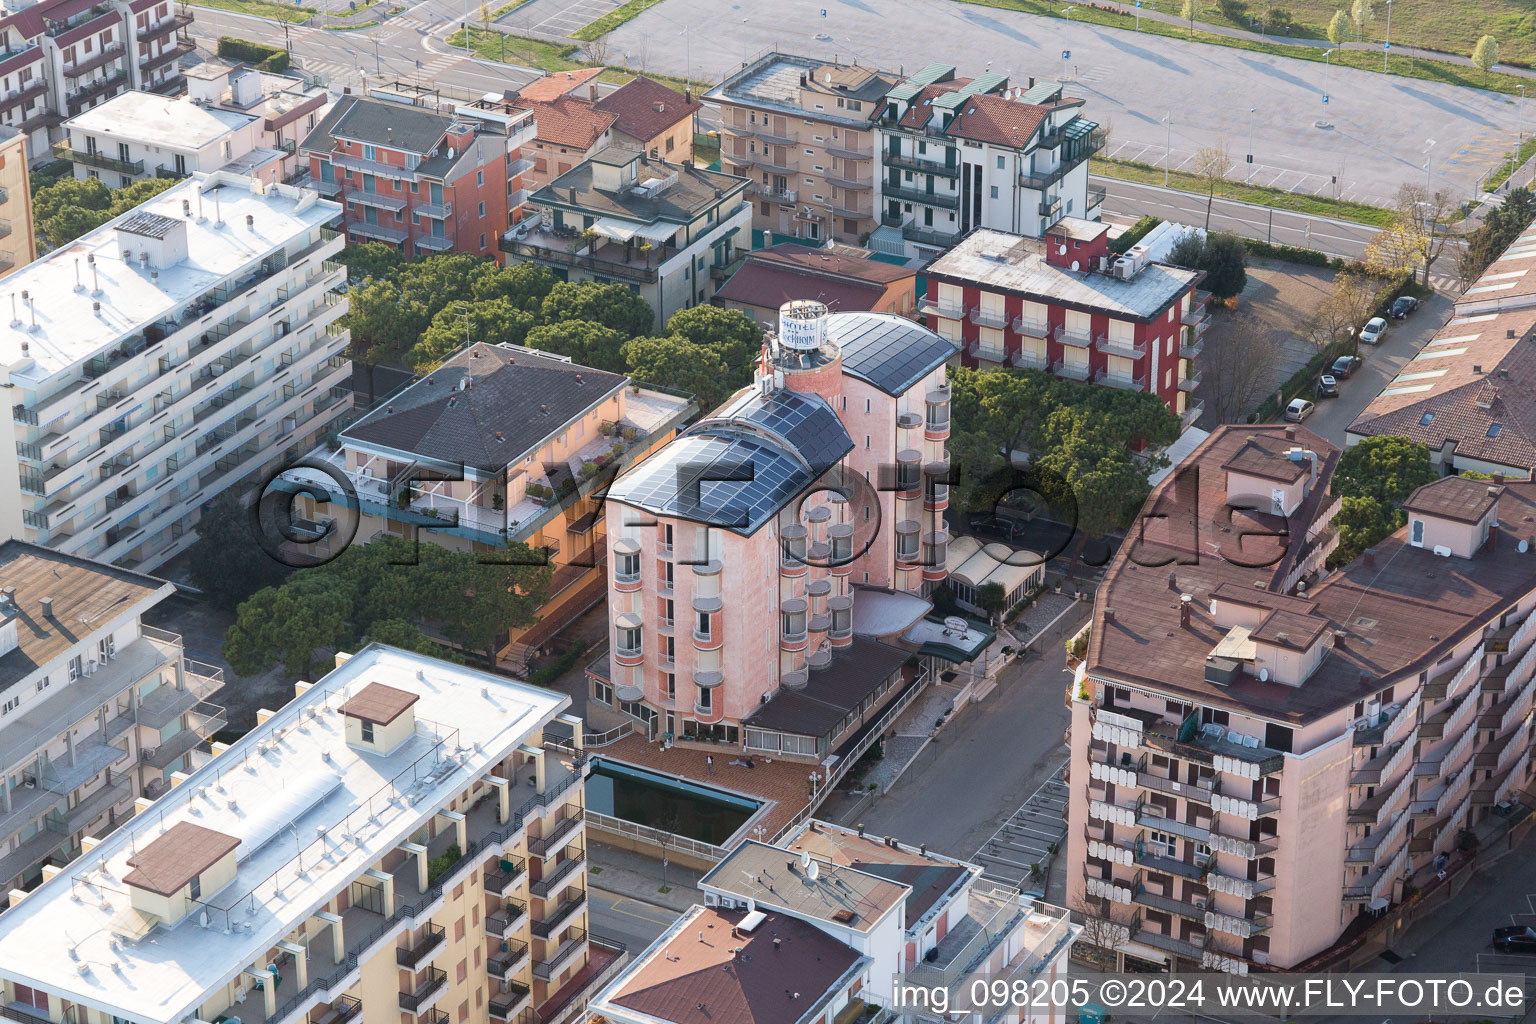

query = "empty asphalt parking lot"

[604,0,1524,205]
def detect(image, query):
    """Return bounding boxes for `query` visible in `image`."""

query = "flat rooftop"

[0,540,172,691]
[597,905,866,1024]
[781,820,973,926]
[705,53,895,127]
[65,91,257,149]
[701,840,909,933]
[0,644,568,1023]
[533,152,749,226]
[925,228,1201,322]
[0,171,340,386]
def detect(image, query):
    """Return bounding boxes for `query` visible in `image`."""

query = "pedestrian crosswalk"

[295,49,462,89]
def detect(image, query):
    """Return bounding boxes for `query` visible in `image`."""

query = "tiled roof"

[341,342,627,471]
[522,93,616,150]
[714,261,888,314]
[605,906,864,1024]
[517,67,604,103]
[750,243,915,284]
[1089,424,1536,725]
[326,97,452,155]
[1222,435,1310,483]
[339,681,420,725]
[595,75,699,143]
[123,823,240,897]
[944,91,1050,148]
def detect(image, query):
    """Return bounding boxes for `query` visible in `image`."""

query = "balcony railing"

[1052,360,1091,382]
[529,849,585,897]
[489,984,531,1020]
[487,898,528,937]
[1095,369,1148,392]
[485,855,526,894]
[1096,336,1146,359]
[883,183,959,209]
[533,928,587,980]
[1012,315,1049,338]
[1055,325,1097,348]
[884,151,960,177]
[530,887,586,938]
[1179,372,1203,393]
[528,809,582,857]
[970,307,1009,329]
[487,940,530,978]
[901,221,961,247]
[53,143,143,175]
[398,966,448,1012]
[746,122,797,145]
[396,923,446,969]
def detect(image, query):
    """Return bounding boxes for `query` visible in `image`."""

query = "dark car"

[1317,374,1339,398]
[1332,355,1362,379]
[1492,926,1536,953]
[1391,295,1420,318]
[969,514,1028,542]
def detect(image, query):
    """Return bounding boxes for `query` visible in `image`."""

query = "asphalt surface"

[588,885,679,950]
[1297,291,1454,448]
[190,0,1522,207]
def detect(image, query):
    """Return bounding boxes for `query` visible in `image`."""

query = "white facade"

[2,170,351,571]
[61,90,266,186]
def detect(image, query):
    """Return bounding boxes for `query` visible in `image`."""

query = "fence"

[582,809,730,864]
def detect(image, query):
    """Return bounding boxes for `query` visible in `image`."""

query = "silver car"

[1359,317,1388,345]
[1285,398,1314,422]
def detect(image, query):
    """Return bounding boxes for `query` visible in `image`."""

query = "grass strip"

[1487,136,1536,191]
[448,27,708,93]
[956,0,1536,97]
[570,0,662,41]
[1091,156,1397,227]
[194,0,319,22]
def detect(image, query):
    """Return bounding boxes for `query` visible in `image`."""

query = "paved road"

[598,0,1523,206]
[1300,292,1454,447]
[817,602,1089,862]
[1096,176,1381,259]
[588,885,678,951]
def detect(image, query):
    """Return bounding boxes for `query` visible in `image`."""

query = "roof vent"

[540,404,549,414]
[40,596,52,618]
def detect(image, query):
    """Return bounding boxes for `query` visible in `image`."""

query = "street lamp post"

[1383,0,1392,72]
[1246,107,1256,184]
[1163,111,1171,187]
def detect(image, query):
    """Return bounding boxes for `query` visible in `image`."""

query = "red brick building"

[299,94,535,259]
[921,219,1207,423]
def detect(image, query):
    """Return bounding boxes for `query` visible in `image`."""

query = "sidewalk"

[589,839,704,913]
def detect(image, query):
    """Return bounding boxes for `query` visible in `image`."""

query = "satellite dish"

[1070,260,1080,271]
[1258,668,1270,682]
[807,860,820,881]
[1521,539,1530,553]
[800,850,812,870]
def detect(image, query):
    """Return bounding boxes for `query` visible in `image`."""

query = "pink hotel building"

[1067,424,1536,974]
[595,304,956,756]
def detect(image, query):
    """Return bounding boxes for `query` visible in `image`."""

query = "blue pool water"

[587,758,761,845]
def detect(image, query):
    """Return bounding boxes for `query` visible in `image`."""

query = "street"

[587,885,679,950]
[188,0,1523,207]
[1301,290,1454,447]
[817,602,1089,862]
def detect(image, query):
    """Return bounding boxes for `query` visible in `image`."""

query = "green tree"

[524,319,627,372]
[540,281,655,337]
[363,617,463,662]
[1350,0,1372,39]
[1180,0,1197,36]
[664,305,764,374]
[340,242,405,283]
[222,574,351,680]
[33,176,112,249]
[1167,229,1206,270]
[472,259,558,312]
[1333,435,1438,506]
[408,297,538,373]
[1472,34,1500,84]
[621,335,731,412]
[975,581,1008,620]
[185,491,292,609]
[1333,494,1399,564]
[1326,8,1348,44]
[1200,232,1249,301]
[429,542,552,667]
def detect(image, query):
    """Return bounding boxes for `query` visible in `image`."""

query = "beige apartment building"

[0,126,33,277]
[707,53,896,245]
[0,541,223,897]
[1066,424,1536,974]
[0,642,627,1024]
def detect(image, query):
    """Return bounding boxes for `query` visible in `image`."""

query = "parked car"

[1316,374,1339,398]
[1285,398,1315,422]
[1332,354,1362,378]
[1390,295,1420,318]
[1359,317,1388,344]
[1492,926,1536,953]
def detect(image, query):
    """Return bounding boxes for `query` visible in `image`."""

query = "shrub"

[526,641,592,687]
[1108,215,1161,255]
[426,844,463,884]
[216,36,289,73]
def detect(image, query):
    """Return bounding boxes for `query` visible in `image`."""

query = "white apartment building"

[184,62,330,183]
[871,70,1102,264]
[58,90,267,186]
[587,820,1080,1024]
[0,541,224,896]
[0,170,351,572]
[0,0,193,162]
[0,642,624,1024]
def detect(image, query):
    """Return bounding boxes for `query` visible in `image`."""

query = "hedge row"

[217,36,291,73]
[1108,215,1160,256]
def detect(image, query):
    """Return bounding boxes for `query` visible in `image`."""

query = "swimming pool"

[586,758,762,846]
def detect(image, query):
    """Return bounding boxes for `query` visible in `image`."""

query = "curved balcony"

[809,612,831,635]
[898,411,923,431]
[613,614,644,668]
[693,697,724,720]
[692,559,722,577]
[806,578,832,599]
[895,521,921,568]
[693,668,723,689]
[804,504,832,524]
[613,539,642,592]
[895,450,923,499]
[780,598,809,651]
[780,667,809,690]
[925,478,949,512]
[692,622,722,652]
[924,447,951,478]
[828,524,854,577]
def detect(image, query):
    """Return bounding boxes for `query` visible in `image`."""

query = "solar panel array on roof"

[830,313,953,396]
[711,389,853,475]
[605,432,816,536]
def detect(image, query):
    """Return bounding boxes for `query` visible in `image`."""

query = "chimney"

[39,597,52,618]
[919,842,926,856]
[1363,548,1376,568]
[773,938,781,951]
[1179,594,1193,628]
[245,214,254,229]
[1333,629,1346,649]
[1488,520,1501,550]
[1103,608,1115,624]
[1284,425,1297,440]
[1168,571,1178,591]
[589,83,598,101]
[856,822,864,837]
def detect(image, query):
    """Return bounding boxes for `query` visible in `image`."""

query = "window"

[34,676,48,693]
[98,636,114,660]
[478,201,486,217]
[361,721,375,743]
[864,398,871,413]
[68,655,82,682]
[664,673,675,700]
[1146,830,1176,857]
[593,679,613,705]
[1,696,16,715]
[997,155,1005,169]
[696,686,712,711]
[666,136,675,152]
[989,185,999,199]
[477,170,485,186]
[696,611,712,640]
[189,874,201,900]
